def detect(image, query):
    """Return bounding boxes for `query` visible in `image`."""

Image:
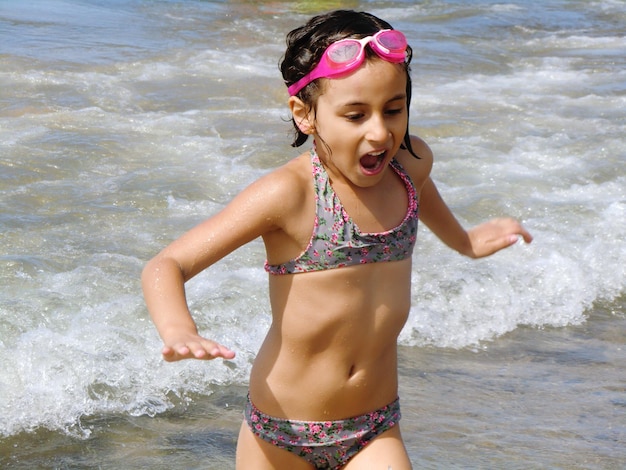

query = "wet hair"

[280,10,420,158]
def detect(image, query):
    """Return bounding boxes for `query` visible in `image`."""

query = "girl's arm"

[402,135,532,258]
[142,252,236,362]
[142,165,303,362]
[418,177,533,258]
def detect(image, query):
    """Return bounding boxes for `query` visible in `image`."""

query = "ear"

[289,96,315,134]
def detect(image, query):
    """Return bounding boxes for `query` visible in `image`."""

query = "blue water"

[1,0,625,468]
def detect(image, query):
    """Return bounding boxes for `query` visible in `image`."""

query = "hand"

[466,217,533,258]
[161,333,236,362]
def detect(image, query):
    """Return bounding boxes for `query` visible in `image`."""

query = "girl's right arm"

[142,252,236,361]
[142,161,307,362]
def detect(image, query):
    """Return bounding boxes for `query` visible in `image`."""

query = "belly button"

[348,365,356,378]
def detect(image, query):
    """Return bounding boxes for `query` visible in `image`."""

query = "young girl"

[142,10,532,469]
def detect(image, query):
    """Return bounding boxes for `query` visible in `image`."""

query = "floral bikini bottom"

[244,394,401,469]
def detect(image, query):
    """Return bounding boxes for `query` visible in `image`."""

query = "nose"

[365,113,391,144]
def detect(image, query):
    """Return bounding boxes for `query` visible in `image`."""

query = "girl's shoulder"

[244,151,313,219]
[260,151,312,199]
[395,135,433,191]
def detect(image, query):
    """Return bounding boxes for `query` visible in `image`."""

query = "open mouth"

[359,150,387,174]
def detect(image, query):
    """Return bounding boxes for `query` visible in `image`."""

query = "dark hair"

[280,10,420,158]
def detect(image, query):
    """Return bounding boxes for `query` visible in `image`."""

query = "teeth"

[368,150,385,157]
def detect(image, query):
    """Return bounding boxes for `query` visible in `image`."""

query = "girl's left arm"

[418,177,533,258]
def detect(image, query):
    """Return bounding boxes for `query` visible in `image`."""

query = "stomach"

[248,260,412,420]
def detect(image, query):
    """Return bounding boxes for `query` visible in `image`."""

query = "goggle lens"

[327,42,361,65]
[377,30,406,52]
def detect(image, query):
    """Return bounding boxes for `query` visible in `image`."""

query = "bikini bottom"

[244,394,401,469]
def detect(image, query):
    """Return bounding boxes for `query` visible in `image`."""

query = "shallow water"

[4,300,625,468]
[1,0,625,467]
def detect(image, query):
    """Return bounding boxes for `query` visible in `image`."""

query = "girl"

[142,10,533,470]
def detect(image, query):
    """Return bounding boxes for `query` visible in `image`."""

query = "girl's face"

[310,59,408,188]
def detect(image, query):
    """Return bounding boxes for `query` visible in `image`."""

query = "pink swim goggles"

[287,29,408,96]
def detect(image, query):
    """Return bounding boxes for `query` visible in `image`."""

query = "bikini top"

[264,149,419,275]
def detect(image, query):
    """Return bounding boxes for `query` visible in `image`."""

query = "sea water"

[0,0,624,468]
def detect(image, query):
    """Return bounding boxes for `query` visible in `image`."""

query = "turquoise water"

[1,0,624,468]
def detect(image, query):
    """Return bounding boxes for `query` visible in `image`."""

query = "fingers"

[501,218,533,245]
[480,235,515,257]
[518,226,534,244]
[468,217,533,258]
[161,339,235,362]
[214,344,236,360]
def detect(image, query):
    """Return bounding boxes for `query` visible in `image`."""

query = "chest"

[324,170,410,234]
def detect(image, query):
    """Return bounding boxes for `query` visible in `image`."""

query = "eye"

[385,107,404,116]
[345,113,365,122]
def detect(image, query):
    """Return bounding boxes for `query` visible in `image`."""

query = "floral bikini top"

[264,149,419,275]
